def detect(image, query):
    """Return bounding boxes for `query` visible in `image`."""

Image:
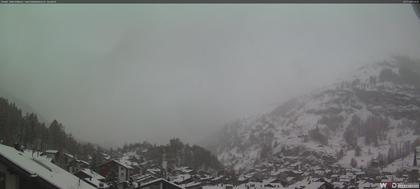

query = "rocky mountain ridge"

[215,57,420,172]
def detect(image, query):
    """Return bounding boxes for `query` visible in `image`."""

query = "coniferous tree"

[351,158,358,168]
[0,97,102,163]
[355,145,362,157]
[0,97,223,172]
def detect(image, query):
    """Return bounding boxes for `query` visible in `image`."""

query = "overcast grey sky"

[0,5,419,147]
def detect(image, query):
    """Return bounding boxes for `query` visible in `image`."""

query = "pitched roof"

[100,159,133,169]
[132,173,157,183]
[45,150,58,154]
[79,168,105,180]
[77,160,90,165]
[77,169,109,189]
[140,178,184,189]
[305,182,325,189]
[0,144,96,189]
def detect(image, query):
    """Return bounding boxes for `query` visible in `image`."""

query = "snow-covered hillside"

[215,57,420,172]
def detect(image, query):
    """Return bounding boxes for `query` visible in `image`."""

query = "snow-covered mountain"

[215,57,420,172]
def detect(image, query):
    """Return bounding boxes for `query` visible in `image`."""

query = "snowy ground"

[383,152,415,173]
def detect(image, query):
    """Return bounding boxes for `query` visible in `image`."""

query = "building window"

[0,172,5,189]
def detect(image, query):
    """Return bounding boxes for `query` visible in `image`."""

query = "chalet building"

[131,165,143,176]
[41,150,75,167]
[416,146,420,165]
[98,159,133,183]
[357,181,375,189]
[40,150,59,159]
[75,168,109,189]
[137,178,184,189]
[208,175,224,185]
[0,144,96,189]
[306,181,333,189]
[68,159,90,173]
[172,174,194,185]
[262,178,285,188]
[78,159,90,169]
[408,168,419,182]
[183,182,201,189]
[40,149,85,173]
[146,168,164,179]
[132,173,158,186]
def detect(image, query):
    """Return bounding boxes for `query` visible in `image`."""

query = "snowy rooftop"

[77,160,90,165]
[175,166,193,173]
[132,173,157,183]
[141,178,184,189]
[101,159,133,169]
[78,169,108,189]
[172,174,192,183]
[45,150,58,154]
[0,144,96,189]
[114,159,133,169]
[80,168,105,180]
[305,182,325,189]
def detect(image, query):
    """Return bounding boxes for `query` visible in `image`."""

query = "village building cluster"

[1,143,420,189]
